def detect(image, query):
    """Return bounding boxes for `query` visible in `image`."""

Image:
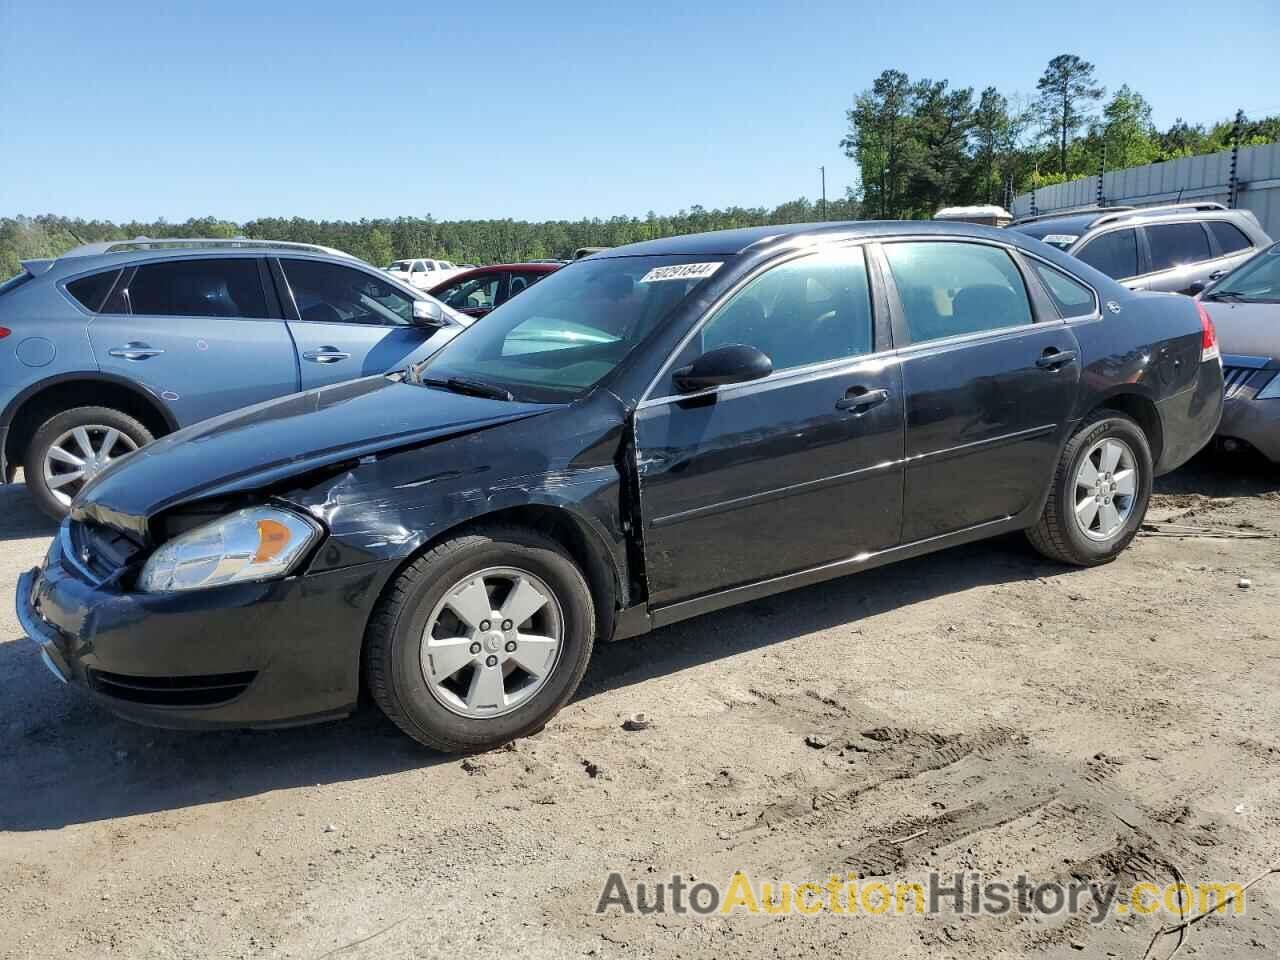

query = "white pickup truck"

[384,258,464,290]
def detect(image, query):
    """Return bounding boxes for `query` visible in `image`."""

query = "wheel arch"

[360,502,624,673]
[1,373,178,481]
[1092,390,1164,467]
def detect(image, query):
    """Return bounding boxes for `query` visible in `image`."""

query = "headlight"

[138,506,321,593]
[1255,372,1280,400]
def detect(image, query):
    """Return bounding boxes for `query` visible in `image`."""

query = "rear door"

[1073,227,1143,288]
[1140,221,1216,294]
[634,245,904,608]
[879,239,1082,543]
[87,256,298,426]
[274,257,449,390]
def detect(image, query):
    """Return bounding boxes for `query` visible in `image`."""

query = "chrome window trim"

[638,347,901,410]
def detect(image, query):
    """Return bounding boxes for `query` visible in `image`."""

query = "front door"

[87,256,298,426]
[634,245,904,608]
[274,258,446,389]
[879,239,1082,543]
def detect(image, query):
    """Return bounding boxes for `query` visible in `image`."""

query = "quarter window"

[1030,262,1096,319]
[281,259,414,325]
[1076,229,1139,280]
[1146,222,1212,272]
[883,242,1032,343]
[66,270,122,312]
[684,247,873,376]
[127,259,268,318]
[1208,221,1252,255]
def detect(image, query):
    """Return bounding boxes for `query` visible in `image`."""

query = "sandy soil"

[2,454,1278,960]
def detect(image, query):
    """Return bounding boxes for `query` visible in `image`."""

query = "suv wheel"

[365,526,595,752]
[24,406,153,519]
[1027,410,1153,566]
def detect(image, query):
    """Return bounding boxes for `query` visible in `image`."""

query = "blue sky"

[2,0,1278,222]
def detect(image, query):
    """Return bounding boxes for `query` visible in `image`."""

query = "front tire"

[364,526,595,752]
[24,406,153,520]
[1027,411,1153,566]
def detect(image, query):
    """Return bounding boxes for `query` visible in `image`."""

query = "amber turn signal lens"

[254,518,292,563]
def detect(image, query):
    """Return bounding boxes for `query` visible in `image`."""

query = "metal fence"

[1011,142,1280,238]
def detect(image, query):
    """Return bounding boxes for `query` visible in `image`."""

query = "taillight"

[0,327,10,339]
[1196,302,1220,363]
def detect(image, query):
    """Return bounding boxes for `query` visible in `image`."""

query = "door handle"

[108,342,164,361]
[302,347,352,363]
[1036,348,1078,371]
[835,386,889,413]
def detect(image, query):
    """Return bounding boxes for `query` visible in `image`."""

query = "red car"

[426,262,562,318]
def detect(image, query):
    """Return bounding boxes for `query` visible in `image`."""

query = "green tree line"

[0,197,859,280]
[844,53,1279,220]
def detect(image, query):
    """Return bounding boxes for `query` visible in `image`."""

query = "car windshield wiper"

[1202,291,1246,302]
[420,375,514,402]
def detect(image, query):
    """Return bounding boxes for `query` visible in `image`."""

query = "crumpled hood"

[73,375,553,538]
[1201,301,1280,363]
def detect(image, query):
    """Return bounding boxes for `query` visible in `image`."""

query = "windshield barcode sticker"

[1042,234,1078,246]
[639,262,723,283]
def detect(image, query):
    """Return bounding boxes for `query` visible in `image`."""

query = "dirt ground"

[2,453,1278,960]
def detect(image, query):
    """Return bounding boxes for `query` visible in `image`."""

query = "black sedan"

[18,222,1224,752]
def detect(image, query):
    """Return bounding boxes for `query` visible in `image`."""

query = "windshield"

[1205,243,1280,302]
[412,254,726,402]
[386,262,410,272]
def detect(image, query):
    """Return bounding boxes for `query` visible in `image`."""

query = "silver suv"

[1010,202,1271,295]
[0,238,468,518]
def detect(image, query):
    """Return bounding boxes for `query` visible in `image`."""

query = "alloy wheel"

[42,425,139,507]
[1073,437,1138,542]
[420,566,564,719]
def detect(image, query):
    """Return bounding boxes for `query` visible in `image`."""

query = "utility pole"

[819,166,827,220]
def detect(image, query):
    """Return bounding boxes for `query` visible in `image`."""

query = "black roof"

[1009,214,1104,240]
[594,220,1021,258]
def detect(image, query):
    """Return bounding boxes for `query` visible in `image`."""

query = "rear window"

[1208,221,1252,255]
[1146,222,1212,272]
[0,271,33,297]
[66,270,122,312]
[1076,229,1139,280]
[127,258,269,318]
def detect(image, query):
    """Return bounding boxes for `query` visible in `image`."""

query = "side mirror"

[413,299,447,326]
[673,344,772,393]
[1188,280,1207,296]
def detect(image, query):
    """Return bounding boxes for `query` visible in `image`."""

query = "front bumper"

[15,528,397,729]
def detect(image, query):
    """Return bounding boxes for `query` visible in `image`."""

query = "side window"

[1076,229,1139,279]
[1146,222,1212,272]
[682,246,873,377]
[127,259,268,318]
[66,270,122,312]
[505,273,531,301]
[281,259,414,326]
[1030,262,1097,319]
[1209,221,1252,255]
[883,242,1033,343]
[439,273,501,310]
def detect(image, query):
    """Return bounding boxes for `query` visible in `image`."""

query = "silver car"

[1197,241,1280,462]
[1011,202,1270,296]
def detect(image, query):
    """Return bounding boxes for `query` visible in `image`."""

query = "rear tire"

[24,406,153,520]
[364,526,595,752]
[1027,411,1153,566]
